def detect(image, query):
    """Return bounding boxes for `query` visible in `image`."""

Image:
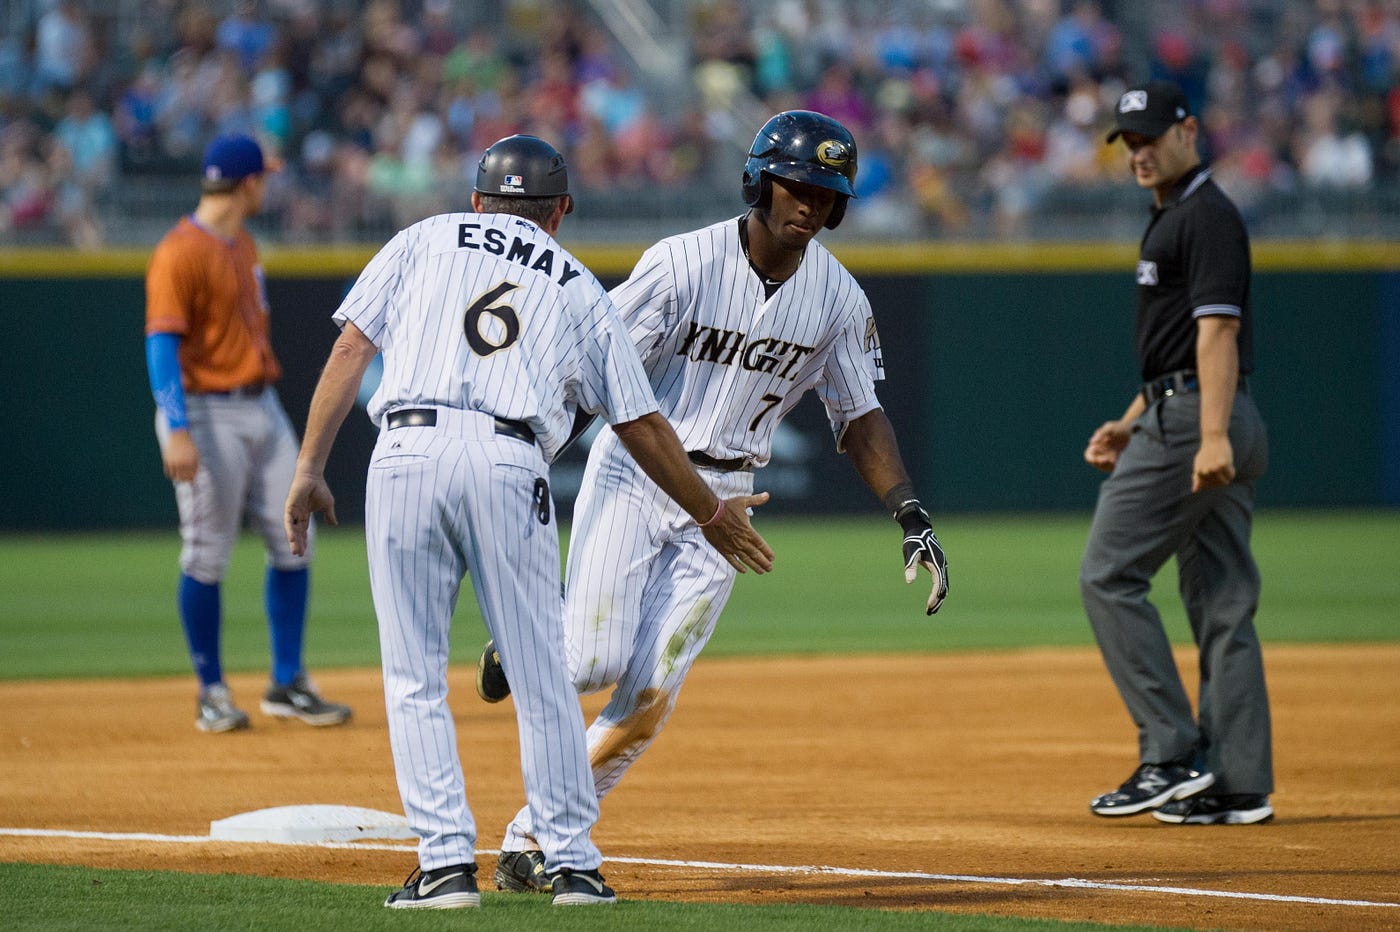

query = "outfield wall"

[2,242,1396,530]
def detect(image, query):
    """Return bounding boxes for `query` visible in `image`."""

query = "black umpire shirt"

[1133,164,1254,382]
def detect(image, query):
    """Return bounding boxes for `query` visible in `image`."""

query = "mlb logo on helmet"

[505,174,523,186]
[501,172,526,194]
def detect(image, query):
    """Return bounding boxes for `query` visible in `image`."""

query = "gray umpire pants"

[1080,389,1273,795]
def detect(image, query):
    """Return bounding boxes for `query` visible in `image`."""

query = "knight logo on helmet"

[816,140,851,170]
[741,110,858,229]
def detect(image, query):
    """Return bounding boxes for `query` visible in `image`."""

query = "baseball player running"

[480,111,948,892]
[145,132,350,734]
[283,134,772,910]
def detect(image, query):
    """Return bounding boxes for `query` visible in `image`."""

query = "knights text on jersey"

[332,211,658,460]
[609,217,884,467]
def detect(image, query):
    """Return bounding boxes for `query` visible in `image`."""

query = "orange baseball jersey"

[145,216,283,393]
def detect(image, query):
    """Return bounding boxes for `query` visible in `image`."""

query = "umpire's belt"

[687,450,752,472]
[386,407,536,445]
[1140,369,1249,405]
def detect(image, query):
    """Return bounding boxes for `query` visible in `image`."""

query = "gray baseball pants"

[1080,389,1273,795]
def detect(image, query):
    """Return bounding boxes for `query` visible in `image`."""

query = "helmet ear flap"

[825,195,848,229]
[741,161,770,209]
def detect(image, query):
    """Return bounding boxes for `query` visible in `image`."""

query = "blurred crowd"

[1,0,1397,247]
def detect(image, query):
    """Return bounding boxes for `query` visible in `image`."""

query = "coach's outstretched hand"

[700,492,774,575]
[284,472,337,557]
[613,412,776,576]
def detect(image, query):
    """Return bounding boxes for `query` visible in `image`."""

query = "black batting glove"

[894,501,949,615]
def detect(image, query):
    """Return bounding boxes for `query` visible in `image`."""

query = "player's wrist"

[696,498,726,528]
[882,482,932,533]
[891,496,932,537]
[881,481,916,517]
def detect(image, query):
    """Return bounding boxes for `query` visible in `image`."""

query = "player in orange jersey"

[145,133,351,734]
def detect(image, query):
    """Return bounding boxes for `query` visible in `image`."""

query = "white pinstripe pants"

[504,426,749,851]
[365,408,601,872]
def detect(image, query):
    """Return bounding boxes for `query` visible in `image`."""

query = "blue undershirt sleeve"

[145,332,188,430]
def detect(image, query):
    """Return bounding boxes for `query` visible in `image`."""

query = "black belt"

[688,450,751,472]
[199,383,266,398]
[1141,369,1249,405]
[385,408,536,445]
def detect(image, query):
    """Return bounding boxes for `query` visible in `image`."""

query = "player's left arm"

[842,409,948,615]
[284,322,379,555]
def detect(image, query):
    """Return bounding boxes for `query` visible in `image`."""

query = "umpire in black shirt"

[1080,80,1273,826]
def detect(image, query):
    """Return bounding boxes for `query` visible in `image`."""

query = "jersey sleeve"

[333,229,408,345]
[571,292,659,425]
[607,242,676,365]
[144,237,199,336]
[814,287,885,450]
[1182,196,1250,319]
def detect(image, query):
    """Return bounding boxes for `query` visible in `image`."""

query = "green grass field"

[0,862,1190,932]
[1,510,1395,680]
[1,510,1395,930]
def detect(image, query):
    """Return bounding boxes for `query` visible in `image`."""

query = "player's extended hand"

[284,472,337,557]
[896,502,948,615]
[700,492,774,575]
[162,429,200,483]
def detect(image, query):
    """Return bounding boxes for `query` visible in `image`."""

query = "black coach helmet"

[742,110,858,229]
[474,134,573,212]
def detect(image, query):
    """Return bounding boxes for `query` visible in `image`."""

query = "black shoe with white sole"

[476,639,511,703]
[550,867,617,905]
[495,849,551,892]
[384,863,480,909]
[260,672,352,726]
[1090,762,1215,816]
[1153,794,1274,824]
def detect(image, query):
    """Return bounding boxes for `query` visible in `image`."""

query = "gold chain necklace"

[740,214,802,285]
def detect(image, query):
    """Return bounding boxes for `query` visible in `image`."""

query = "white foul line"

[1,827,1395,911]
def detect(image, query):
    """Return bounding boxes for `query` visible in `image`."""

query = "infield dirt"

[1,645,1397,931]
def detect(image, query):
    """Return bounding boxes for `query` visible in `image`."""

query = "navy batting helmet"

[475,134,572,212]
[742,110,858,229]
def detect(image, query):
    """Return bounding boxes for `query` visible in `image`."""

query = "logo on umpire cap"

[816,139,851,169]
[1119,90,1148,113]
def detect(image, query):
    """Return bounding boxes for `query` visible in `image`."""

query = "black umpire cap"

[1106,80,1191,143]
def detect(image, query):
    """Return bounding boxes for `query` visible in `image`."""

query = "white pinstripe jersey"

[333,211,658,461]
[610,216,884,467]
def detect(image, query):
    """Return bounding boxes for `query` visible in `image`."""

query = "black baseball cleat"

[1153,794,1274,825]
[550,867,617,906]
[476,639,511,703]
[384,863,480,909]
[494,849,551,892]
[1090,762,1215,816]
[260,672,352,726]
